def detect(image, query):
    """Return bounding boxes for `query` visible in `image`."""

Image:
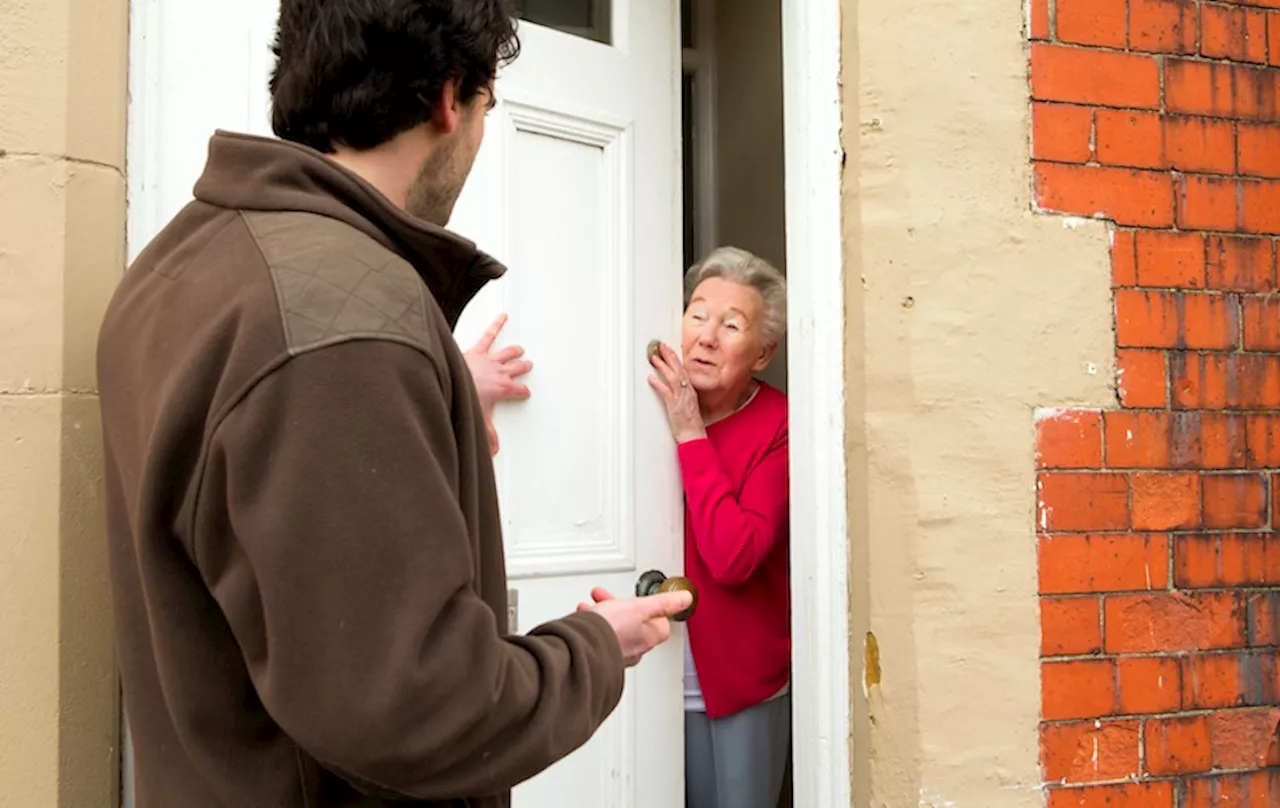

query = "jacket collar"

[192,130,505,325]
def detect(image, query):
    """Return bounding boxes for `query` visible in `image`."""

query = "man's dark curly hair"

[270,0,520,153]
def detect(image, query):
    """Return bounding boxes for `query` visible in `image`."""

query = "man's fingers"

[644,589,693,619]
[591,586,615,603]
[504,382,531,400]
[471,313,509,353]
[493,344,525,363]
[504,359,534,380]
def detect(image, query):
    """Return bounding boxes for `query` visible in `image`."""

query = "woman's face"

[681,278,775,397]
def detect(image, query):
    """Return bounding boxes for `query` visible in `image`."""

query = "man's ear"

[752,342,778,372]
[429,79,463,135]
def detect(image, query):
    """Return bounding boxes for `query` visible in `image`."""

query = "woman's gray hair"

[683,246,787,345]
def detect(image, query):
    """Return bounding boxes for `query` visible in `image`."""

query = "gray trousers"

[684,694,791,808]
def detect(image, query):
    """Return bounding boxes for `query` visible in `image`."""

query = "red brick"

[1041,719,1141,783]
[1182,651,1279,708]
[1241,180,1280,235]
[1032,44,1163,109]
[1182,652,1244,709]
[1039,533,1170,594]
[1166,58,1280,120]
[1042,595,1104,656]
[1095,110,1163,170]
[1130,0,1200,54]
[1057,0,1128,46]
[1144,714,1213,775]
[1134,230,1207,288]
[1117,349,1168,408]
[1186,770,1280,808]
[1271,11,1280,66]
[1043,659,1117,720]
[1036,409,1104,469]
[1163,115,1238,174]
[1037,163,1175,227]
[1210,707,1280,769]
[1038,473,1131,532]
[1105,591,1246,653]
[1203,473,1269,529]
[1207,235,1276,292]
[1172,353,1280,410]
[1033,103,1093,164]
[1176,534,1280,588]
[1177,174,1239,232]
[1115,290,1239,350]
[1116,656,1182,714]
[1095,112,1238,176]
[1104,411,1246,469]
[1131,472,1201,530]
[1243,296,1280,349]
[1046,781,1176,808]
[1201,2,1269,63]
[1238,123,1280,178]
[1275,475,1280,527]
[1247,590,1280,644]
[1030,0,1051,38]
[1112,230,1138,287]
[1247,414,1280,465]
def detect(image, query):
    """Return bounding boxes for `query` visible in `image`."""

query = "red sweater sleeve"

[677,422,789,586]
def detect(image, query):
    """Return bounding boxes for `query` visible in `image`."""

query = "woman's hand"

[647,342,707,444]
[464,313,532,455]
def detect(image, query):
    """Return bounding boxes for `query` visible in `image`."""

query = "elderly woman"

[647,246,791,808]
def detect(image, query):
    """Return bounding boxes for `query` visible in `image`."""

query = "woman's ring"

[680,378,688,388]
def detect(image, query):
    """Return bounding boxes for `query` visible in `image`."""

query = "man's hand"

[576,587,693,667]
[463,314,532,455]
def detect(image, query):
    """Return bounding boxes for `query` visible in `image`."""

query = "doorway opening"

[680,0,788,394]
[680,0,793,805]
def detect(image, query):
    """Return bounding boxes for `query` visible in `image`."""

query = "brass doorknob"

[635,569,698,622]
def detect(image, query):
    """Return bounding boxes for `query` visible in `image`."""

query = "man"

[95,1,692,806]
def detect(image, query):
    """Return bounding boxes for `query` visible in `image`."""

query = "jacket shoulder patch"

[242,210,436,354]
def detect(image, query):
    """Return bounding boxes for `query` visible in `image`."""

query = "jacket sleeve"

[676,422,790,586]
[191,338,625,800]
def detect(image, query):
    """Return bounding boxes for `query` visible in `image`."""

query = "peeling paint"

[864,631,882,695]
[1034,407,1071,423]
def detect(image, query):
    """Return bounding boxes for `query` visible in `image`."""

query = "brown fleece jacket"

[97,131,625,807]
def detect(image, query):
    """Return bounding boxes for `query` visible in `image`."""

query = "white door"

[126,2,686,807]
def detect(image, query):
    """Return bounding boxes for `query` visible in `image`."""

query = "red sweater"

[679,382,791,719]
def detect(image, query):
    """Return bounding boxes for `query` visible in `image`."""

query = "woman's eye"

[726,322,740,331]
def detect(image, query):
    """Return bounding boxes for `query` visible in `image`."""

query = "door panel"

[127,1,684,807]
[449,5,685,806]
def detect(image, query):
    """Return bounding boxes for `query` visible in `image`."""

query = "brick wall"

[1030,0,1280,804]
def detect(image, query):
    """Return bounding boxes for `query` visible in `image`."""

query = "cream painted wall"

[843,0,1117,805]
[711,0,788,392]
[0,0,128,804]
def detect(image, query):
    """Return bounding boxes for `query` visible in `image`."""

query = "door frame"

[123,0,852,804]
[780,0,851,805]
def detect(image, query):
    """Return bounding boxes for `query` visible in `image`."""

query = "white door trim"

[781,0,852,805]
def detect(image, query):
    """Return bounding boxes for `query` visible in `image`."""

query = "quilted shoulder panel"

[242,210,440,355]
